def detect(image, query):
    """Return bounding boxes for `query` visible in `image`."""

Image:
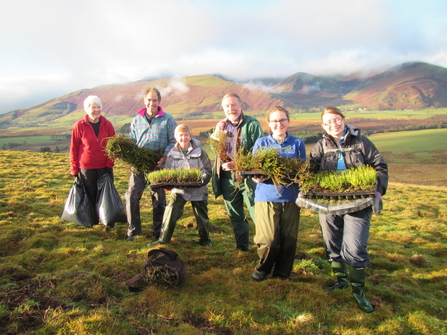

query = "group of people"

[69,89,388,313]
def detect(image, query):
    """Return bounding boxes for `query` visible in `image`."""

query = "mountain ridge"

[2,61,447,127]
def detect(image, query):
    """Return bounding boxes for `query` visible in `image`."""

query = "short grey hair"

[84,95,102,112]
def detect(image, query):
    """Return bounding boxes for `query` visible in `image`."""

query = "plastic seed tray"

[300,189,375,200]
[296,194,374,215]
[149,182,202,190]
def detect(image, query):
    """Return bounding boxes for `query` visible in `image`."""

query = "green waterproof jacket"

[211,114,263,198]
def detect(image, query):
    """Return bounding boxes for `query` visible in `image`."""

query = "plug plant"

[147,167,202,185]
[300,165,377,194]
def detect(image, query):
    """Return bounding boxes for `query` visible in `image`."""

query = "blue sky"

[1,0,447,114]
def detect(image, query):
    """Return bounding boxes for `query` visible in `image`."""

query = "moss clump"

[105,136,162,174]
[300,165,377,194]
[147,168,202,185]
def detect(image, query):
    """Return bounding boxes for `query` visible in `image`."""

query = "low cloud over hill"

[2,61,447,128]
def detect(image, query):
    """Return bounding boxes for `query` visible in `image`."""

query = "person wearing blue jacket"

[251,106,306,281]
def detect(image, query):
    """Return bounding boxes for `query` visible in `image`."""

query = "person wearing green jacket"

[211,93,263,251]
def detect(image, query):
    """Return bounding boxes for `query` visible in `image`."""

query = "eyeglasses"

[269,119,289,124]
[322,118,344,127]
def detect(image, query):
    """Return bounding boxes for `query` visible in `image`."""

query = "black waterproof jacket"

[309,124,388,196]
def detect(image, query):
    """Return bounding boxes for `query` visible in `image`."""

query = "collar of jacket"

[323,124,360,142]
[81,114,104,124]
[137,106,165,118]
[224,112,245,127]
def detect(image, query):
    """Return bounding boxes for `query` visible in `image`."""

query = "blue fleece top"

[253,134,306,202]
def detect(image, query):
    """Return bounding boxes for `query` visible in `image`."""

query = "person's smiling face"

[321,113,345,138]
[222,96,243,123]
[144,91,160,116]
[269,110,289,139]
[86,103,101,122]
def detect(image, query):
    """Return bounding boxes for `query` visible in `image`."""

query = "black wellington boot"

[325,261,349,291]
[347,265,374,313]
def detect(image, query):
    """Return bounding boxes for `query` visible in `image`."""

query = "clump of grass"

[104,136,162,174]
[147,168,202,184]
[300,165,377,193]
[233,146,308,187]
[209,131,231,162]
[143,265,180,287]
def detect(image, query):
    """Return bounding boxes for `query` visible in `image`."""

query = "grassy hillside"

[0,151,446,334]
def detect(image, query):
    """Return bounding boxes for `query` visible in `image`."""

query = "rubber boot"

[325,261,349,291]
[347,265,374,313]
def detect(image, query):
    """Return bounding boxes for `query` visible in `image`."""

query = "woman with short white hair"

[69,95,116,226]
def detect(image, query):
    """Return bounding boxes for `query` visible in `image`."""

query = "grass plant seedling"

[105,136,162,174]
[301,165,377,194]
[147,167,202,185]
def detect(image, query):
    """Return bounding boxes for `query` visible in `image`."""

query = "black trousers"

[80,168,111,225]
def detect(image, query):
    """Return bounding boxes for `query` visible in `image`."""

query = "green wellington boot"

[325,261,349,291]
[347,265,374,313]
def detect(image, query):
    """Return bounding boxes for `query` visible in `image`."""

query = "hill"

[1,61,447,128]
[0,150,446,334]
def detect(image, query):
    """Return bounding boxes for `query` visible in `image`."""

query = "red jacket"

[69,115,115,175]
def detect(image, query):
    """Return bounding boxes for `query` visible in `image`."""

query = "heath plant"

[233,146,308,187]
[105,136,162,174]
[147,167,202,185]
[209,130,231,162]
[300,165,377,194]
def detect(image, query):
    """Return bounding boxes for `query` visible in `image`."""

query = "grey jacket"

[165,138,212,201]
[310,124,388,196]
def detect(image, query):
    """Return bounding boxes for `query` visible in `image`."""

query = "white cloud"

[1,0,447,113]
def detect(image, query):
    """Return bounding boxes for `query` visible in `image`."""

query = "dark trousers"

[220,171,256,251]
[159,193,210,244]
[125,171,166,237]
[80,168,109,225]
[254,202,300,278]
[319,207,372,268]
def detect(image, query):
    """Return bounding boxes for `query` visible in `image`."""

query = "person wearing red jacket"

[69,95,116,225]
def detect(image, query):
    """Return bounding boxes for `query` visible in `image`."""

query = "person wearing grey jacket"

[310,107,388,313]
[148,124,212,247]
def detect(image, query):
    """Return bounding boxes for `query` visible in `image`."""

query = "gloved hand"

[373,191,382,216]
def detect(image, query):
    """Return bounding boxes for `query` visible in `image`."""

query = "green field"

[370,128,447,153]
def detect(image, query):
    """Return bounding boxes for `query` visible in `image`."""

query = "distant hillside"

[1,61,447,128]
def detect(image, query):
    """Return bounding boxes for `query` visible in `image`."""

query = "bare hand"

[156,155,167,167]
[216,120,226,131]
[222,162,234,171]
[252,176,266,184]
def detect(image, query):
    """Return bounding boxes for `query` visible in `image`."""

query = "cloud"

[1,0,447,113]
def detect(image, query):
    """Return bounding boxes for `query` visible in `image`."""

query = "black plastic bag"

[128,248,186,291]
[96,173,126,227]
[61,176,95,228]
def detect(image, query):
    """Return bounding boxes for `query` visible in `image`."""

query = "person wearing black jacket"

[310,107,388,313]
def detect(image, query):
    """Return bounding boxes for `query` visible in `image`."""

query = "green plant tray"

[300,189,375,200]
[150,182,203,190]
[238,171,296,179]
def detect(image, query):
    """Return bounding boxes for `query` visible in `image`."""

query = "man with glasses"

[211,93,263,252]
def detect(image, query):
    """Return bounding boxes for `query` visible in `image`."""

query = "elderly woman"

[148,124,212,247]
[251,106,306,281]
[69,95,116,225]
[310,107,388,313]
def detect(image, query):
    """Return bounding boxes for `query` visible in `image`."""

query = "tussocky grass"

[0,150,446,334]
